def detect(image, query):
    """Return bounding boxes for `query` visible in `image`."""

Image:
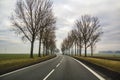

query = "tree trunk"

[77,44,79,56]
[43,44,45,56]
[30,40,34,58]
[91,44,93,56]
[71,48,72,56]
[85,43,87,57]
[38,37,42,57]
[79,39,82,56]
[45,41,47,56]
[72,47,73,56]
[69,49,70,55]
[51,49,52,55]
[75,43,76,56]
[68,49,69,55]
[79,46,81,56]
[48,47,49,55]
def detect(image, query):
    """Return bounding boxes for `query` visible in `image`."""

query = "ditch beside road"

[0,55,56,75]
[73,56,120,80]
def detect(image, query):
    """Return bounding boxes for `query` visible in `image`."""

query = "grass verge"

[0,54,56,75]
[74,56,120,73]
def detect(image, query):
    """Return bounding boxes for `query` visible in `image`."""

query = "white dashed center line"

[43,69,55,80]
[56,63,60,68]
[43,57,64,80]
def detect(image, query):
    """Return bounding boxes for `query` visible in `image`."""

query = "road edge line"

[0,56,57,77]
[0,63,41,77]
[73,58,106,80]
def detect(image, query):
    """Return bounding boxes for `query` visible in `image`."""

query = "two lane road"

[0,55,105,80]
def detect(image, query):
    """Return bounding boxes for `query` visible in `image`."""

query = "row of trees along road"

[11,0,56,58]
[61,15,103,57]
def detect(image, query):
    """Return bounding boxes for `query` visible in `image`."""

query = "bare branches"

[61,14,103,57]
[11,0,56,58]
[75,15,102,56]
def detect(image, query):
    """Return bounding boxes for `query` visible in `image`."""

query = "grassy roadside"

[74,56,120,73]
[0,54,56,75]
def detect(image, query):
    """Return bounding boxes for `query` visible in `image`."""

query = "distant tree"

[72,29,78,56]
[37,3,56,57]
[49,39,56,55]
[89,32,103,56]
[69,31,75,56]
[61,31,75,56]
[42,26,56,56]
[61,37,70,55]
[61,39,67,55]
[73,29,83,56]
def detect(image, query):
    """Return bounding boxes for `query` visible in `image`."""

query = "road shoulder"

[73,56,120,80]
[0,55,56,75]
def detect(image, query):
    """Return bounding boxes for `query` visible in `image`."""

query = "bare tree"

[47,29,56,55]
[11,0,54,58]
[89,32,103,56]
[70,33,74,55]
[61,38,69,55]
[72,30,78,56]
[42,25,56,56]
[61,15,102,57]
[61,31,75,56]
[73,29,83,56]
[70,30,78,56]
[61,43,65,55]
[61,38,70,55]
[49,39,56,55]
[37,2,56,57]
[75,15,101,57]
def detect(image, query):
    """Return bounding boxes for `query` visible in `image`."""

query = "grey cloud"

[0,0,120,53]
[53,0,120,51]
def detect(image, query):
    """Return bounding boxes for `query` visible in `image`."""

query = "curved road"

[0,55,105,80]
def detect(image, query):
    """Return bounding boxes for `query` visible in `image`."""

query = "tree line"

[11,0,56,58]
[61,15,103,57]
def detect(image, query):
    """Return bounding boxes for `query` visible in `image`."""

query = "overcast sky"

[0,0,120,53]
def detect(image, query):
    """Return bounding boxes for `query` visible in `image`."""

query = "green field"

[92,53,120,57]
[80,53,120,57]
[0,54,38,60]
[74,56,120,73]
[0,54,56,74]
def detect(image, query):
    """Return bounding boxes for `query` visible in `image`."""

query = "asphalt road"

[0,55,105,80]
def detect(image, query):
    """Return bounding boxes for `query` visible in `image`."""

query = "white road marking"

[43,69,55,80]
[60,60,62,63]
[43,57,63,80]
[0,57,57,77]
[73,58,106,80]
[56,63,60,68]
[60,57,64,63]
[0,61,43,77]
[60,60,63,63]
